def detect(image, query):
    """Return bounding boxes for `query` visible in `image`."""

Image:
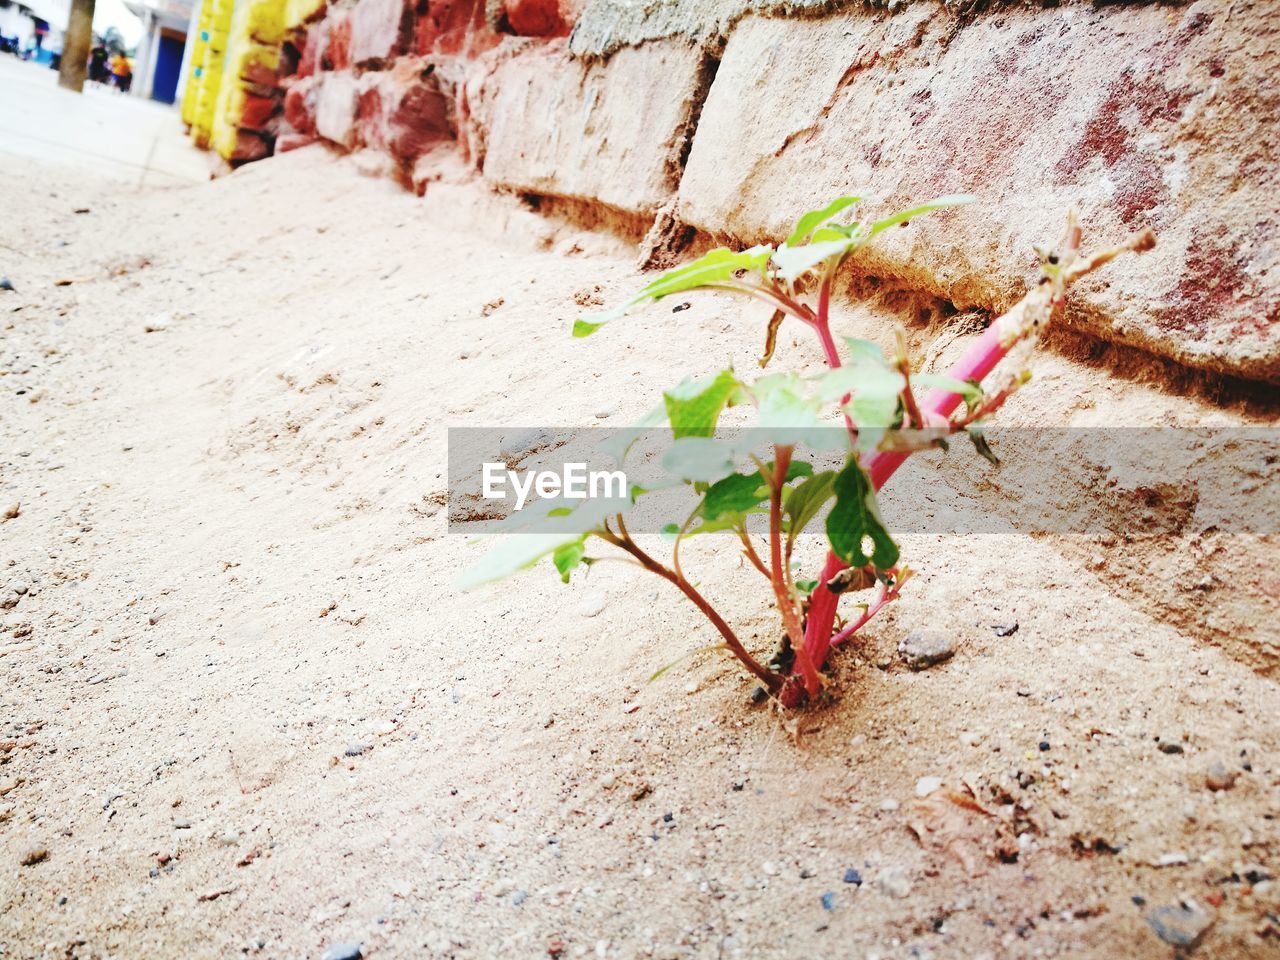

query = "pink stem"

[787,323,1012,703]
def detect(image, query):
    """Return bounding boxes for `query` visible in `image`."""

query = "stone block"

[677,4,1280,381]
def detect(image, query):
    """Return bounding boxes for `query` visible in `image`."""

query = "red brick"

[502,0,569,37]
[297,25,321,78]
[413,0,500,57]
[356,58,453,165]
[282,77,317,135]
[239,92,278,131]
[322,12,352,71]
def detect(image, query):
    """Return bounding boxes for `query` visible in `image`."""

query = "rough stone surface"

[349,0,414,65]
[474,38,710,216]
[569,0,846,58]
[677,3,1280,382]
[315,73,360,149]
[356,60,454,166]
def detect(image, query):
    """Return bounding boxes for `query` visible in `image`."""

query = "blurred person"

[110,51,131,92]
[88,43,109,83]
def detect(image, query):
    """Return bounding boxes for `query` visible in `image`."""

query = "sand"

[1,146,1277,959]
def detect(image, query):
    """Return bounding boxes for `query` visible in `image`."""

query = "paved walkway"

[0,55,209,187]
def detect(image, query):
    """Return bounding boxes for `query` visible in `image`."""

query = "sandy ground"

[1,146,1278,960]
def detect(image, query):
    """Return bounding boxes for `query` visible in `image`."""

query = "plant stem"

[737,527,771,580]
[765,445,818,695]
[600,520,781,692]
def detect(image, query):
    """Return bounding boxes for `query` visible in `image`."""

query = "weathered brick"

[677,4,1280,382]
[356,59,453,166]
[349,0,413,65]
[473,38,708,216]
[321,11,352,71]
[501,0,570,37]
[282,76,316,136]
[315,72,359,149]
[413,0,499,57]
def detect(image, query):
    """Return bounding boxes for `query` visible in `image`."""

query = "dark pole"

[57,0,96,92]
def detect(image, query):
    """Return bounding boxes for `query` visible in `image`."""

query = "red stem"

[785,323,1014,706]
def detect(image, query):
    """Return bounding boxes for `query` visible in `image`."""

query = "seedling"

[461,196,1154,706]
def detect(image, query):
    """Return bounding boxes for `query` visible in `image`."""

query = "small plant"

[461,196,1154,706]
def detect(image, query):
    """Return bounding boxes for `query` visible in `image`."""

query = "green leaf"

[663,436,737,483]
[783,470,837,545]
[574,246,773,336]
[457,531,588,590]
[664,370,740,440]
[683,510,765,538]
[826,458,899,570]
[816,363,905,403]
[845,392,902,432]
[771,236,857,282]
[703,461,812,522]
[794,579,819,596]
[552,537,587,583]
[842,337,889,364]
[786,195,865,246]
[756,378,822,437]
[864,194,975,241]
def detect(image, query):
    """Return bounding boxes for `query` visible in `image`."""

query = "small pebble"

[820,891,836,911]
[320,944,363,960]
[875,867,912,898]
[20,847,48,866]
[1158,740,1185,755]
[1205,760,1238,791]
[1146,901,1214,949]
[512,890,527,906]
[344,742,371,757]
[897,630,955,670]
[577,596,607,618]
[1038,741,1050,752]
[879,798,900,812]
[992,622,1019,637]
[842,868,862,885]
